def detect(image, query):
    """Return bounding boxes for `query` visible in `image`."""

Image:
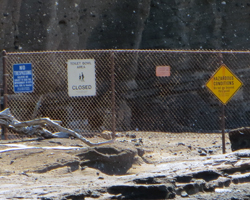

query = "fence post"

[111,52,116,139]
[2,50,8,140]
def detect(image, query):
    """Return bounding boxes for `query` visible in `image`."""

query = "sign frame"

[67,59,96,97]
[206,64,243,105]
[156,66,171,77]
[13,63,33,93]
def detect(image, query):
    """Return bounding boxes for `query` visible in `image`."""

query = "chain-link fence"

[1,50,249,140]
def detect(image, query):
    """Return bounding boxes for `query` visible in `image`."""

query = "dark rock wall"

[141,1,250,49]
[1,0,250,51]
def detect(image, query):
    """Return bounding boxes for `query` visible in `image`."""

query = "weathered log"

[0,108,115,147]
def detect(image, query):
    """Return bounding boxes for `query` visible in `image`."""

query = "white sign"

[67,59,96,97]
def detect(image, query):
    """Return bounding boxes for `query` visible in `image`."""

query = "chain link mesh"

[3,50,249,140]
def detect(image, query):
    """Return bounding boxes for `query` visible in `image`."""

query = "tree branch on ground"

[0,108,115,147]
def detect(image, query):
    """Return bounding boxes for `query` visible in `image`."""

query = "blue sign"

[13,63,33,93]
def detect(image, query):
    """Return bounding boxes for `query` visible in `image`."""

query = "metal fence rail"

[2,50,249,140]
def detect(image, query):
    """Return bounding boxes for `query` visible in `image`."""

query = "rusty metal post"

[222,104,226,154]
[111,52,116,139]
[219,53,226,154]
[2,50,8,140]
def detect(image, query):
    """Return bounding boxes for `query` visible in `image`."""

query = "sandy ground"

[1,132,246,200]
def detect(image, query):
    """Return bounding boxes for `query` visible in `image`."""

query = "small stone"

[208,149,213,154]
[181,191,189,197]
[137,148,145,157]
[91,192,100,198]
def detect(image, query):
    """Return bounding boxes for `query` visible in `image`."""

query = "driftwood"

[0,108,115,147]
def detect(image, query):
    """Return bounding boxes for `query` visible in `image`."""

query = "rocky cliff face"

[1,0,250,51]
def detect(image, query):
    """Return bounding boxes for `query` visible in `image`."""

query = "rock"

[107,184,175,199]
[191,170,221,182]
[136,147,145,157]
[181,191,189,197]
[76,144,137,175]
[34,160,79,173]
[177,142,185,146]
[229,127,250,151]
[133,175,173,185]
[62,192,86,200]
[90,191,100,198]
[175,175,193,183]
[182,180,206,195]
[200,152,207,156]
[208,149,214,154]
[231,172,250,184]
[211,177,231,188]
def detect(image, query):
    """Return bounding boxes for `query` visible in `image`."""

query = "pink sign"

[156,66,170,77]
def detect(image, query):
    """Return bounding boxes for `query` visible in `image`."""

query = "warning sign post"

[206,64,243,154]
[206,64,243,105]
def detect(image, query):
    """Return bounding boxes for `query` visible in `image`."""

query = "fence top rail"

[3,49,250,55]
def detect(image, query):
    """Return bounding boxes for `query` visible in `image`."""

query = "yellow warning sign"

[206,64,243,105]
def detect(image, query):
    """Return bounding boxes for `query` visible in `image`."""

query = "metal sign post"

[222,104,225,154]
[206,59,243,154]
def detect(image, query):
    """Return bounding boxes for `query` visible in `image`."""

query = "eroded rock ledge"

[0,134,250,199]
